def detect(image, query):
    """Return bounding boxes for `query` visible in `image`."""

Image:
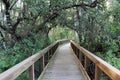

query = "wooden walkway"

[38,43,88,80]
[0,40,120,80]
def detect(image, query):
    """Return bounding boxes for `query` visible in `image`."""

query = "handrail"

[0,39,69,80]
[58,39,70,44]
[70,40,120,80]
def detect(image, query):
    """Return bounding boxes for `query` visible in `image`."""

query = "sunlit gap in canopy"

[48,26,79,43]
[106,0,118,10]
[106,0,118,22]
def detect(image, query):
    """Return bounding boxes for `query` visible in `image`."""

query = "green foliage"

[0,0,120,80]
[96,40,120,70]
[74,0,120,71]
[0,32,50,80]
[16,71,29,80]
[49,26,79,42]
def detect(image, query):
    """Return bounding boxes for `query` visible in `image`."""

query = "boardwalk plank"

[38,43,89,80]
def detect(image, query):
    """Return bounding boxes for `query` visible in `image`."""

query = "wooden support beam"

[84,56,88,72]
[95,65,100,80]
[29,65,34,80]
[40,55,45,72]
[76,49,79,58]
[51,48,53,57]
[77,49,79,58]
[75,48,77,56]
[79,51,82,62]
[48,50,51,60]
[50,49,52,58]
[75,48,77,55]
[47,51,49,61]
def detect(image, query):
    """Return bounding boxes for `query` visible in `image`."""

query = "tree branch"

[61,0,99,10]
[12,18,23,34]
[0,22,7,31]
[0,22,14,35]
[9,0,19,10]
[1,0,100,41]
[15,0,100,40]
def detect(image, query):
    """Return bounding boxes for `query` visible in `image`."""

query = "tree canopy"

[0,0,120,79]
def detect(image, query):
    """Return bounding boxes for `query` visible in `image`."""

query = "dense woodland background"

[0,0,120,80]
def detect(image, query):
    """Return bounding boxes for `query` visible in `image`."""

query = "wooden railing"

[70,40,120,80]
[0,39,69,80]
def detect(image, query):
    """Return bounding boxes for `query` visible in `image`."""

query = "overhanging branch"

[1,0,101,41]
[61,0,99,10]
[9,0,19,10]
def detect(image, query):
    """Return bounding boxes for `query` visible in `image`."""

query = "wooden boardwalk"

[0,40,119,80]
[38,43,89,80]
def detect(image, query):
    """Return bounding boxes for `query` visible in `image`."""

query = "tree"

[1,0,120,79]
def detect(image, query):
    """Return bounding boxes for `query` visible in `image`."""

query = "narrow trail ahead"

[38,43,88,80]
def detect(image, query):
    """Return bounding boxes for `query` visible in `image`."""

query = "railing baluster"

[75,48,77,55]
[76,49,78,58]
[29,65,34,80]
[95,65,100,80]
[50,49,52,58]
[40,55,45,72]
[79,51,82,62]
[77,49,79,58]
[84,56,88,72]
[48,51,50,61]
[74,46,76,54]
[51,48,53,57]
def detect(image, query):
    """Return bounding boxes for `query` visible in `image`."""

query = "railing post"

[95,65,100,80]
[48,50,51,59]
[73,46,76,55]
[50,49,52,56]
[79,51,82,62]
[84,56,88,71]
[77,49,79,58]
[40,55,45,72]
[49,49,52,58]
[75,48,77,55]
[29,64,34,80]
[51,48,53,57]
[48,51,50,61]
[76,48,78,57]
